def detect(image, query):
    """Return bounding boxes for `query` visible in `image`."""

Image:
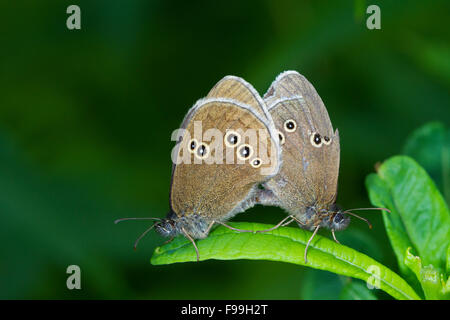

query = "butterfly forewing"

[170,99,280,221]
[263,71,340,222]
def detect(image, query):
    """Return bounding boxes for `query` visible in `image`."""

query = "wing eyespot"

[188,138,199,153]
[284,119,297,133]
[250,157,262,168]
[237,144,253,161]
[277,130,285,145]
[323,135,332,145]
[224,130,241,148]
[195,142,210,159]
[310,132,323,148]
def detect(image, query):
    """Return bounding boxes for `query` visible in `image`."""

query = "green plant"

[366,122,450,300]
[151,122,450,300]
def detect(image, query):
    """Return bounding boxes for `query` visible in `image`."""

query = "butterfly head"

[329,210,350,231]
[154,219,177,237]
[322,204,350,231]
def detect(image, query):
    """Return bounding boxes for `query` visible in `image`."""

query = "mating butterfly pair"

[116,71,387,263]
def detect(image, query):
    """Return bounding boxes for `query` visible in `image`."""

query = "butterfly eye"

[323,135,332,145]
[195,143,209,159]
[310,132,322,148]
[224,130,241,148]
[188,138,199,153]
[284,119,297,133]
[237,144,253,161]
[277,130,285,145]
[250,158,262,168]
[334,213,344,224]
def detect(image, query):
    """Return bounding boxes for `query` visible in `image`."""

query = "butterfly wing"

[265,71,334,138]
[208,75,270,120]
[262,71,340,220]
[170,95,280,226]
[207,75,281,156]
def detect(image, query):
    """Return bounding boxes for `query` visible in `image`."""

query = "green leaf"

[447,245,450,277]
[403,122,450,204]
[151,222,420,300]
[404,248,450,300]
[365,173,421,292]
[339,279,378,300]
[366,156,450,276]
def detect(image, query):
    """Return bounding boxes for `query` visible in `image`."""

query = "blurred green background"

[0,0,449,299]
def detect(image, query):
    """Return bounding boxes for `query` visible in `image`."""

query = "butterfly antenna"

[345,207,391,213]
[133,223,158,250]
[343,211,372,229]
[114,217,161,224]
[343,207,390,229]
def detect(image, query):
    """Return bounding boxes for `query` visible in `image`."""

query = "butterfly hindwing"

[262,71,340,226]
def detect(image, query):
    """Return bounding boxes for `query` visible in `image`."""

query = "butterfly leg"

[181,227,200,262]
[215,221,253,233]
[282,218,295,227]
[290,215,307,226]
[255,215,295,233]
[205,221,215,234]
[331,229,340,244]
[162,237,175,245]
[304,225,320,264]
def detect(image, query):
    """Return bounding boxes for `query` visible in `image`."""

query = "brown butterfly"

[116,76,281,261]
[254,71,389,262]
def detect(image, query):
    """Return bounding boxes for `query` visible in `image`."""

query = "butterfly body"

[154,212,210,239]
[303,204,350,231]
[256,71,390,263]
[117,75,281,260]
[259,71,351,234]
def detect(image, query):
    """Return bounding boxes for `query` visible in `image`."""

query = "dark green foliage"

[0,1,449,299]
